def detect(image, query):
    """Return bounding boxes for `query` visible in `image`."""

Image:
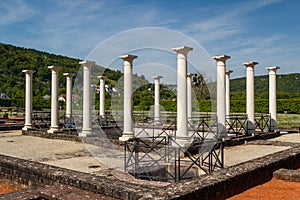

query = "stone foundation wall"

[168,145,300,200]
[22,130,81,142]
[0,154,160,199]
[273,168,300,182]
[0,142,299,199]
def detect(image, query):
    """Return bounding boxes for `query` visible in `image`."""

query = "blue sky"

[0,0,299,79]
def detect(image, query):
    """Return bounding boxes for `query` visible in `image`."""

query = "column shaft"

[98,76,106,118]
[187,74,193,121]
[79,61,95,137]
[153,76,162,122]
[244,62,259,134]
[22,70,35,130]
[63,73,75,119]
[267,66,280,131]
[225,70,233,116]
[172,46,193,145]
[119,55,137,141]
[213,55,231,136]
[47,66,61,133]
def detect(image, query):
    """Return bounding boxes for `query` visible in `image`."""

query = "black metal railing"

[255,113,271,133]
[226,114,248,136]
[124,136,224,182]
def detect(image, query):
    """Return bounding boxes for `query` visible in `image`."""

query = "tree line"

[0,43,299,114]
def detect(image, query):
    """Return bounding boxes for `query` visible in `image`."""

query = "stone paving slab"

[224,144,290,166]
[0,131,88,162]
[42,156,106,174]
[270,133,300,143]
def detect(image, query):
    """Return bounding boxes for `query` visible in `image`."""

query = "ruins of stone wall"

[0,143,299,199]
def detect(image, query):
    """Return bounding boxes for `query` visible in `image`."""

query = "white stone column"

[63,73,75,119]
[152,76,163,123]
[119,54,138,141]
[225,70,233,117]
[97,76,106,118]
[22,70,35,131]
[47,66,61,133]
[172,46,193,146]
[266,66,280,132]
[79,60,95,137]
[213,55,231,136]
[187,74,193,122]
[243,61,259,134]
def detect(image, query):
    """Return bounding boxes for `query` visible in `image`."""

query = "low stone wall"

[273,168,300,182]
[223,132,280,146]
[0,124,23,131]
[22,129,81,142]
[1,142,300,199]
[0,154,162,199]
[164,146,300,200]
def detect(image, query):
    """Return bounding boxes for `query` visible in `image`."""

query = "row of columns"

[214,58,280,134]
[22,47,280,144]
[22,67,76,132]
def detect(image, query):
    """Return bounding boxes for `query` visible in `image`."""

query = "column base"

[269,126,278,133]
[154,120,162,126]
[119,132,134,141]
[173,138,191,147]
[247,129,256,136]
[79,129,94,137]
[47,127,60,134]
[22,125,34,131]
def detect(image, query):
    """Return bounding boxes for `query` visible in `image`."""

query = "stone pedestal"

[97,76,106,118]
[47,66,61,133]
[187,74,193,122]
[243,62,259,134]
[213,55,231,136]
[172,46,193,146]
[225,70,233,117]
[153,76,163,123]
[266,66,280,132]
[119,55,138,141]
[22,70,35,131]
[63,73,75,119]
[79,61,95,137]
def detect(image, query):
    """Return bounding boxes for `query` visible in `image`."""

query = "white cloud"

[0,0,35,25]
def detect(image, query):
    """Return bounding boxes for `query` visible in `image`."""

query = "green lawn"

[277,114,300,128]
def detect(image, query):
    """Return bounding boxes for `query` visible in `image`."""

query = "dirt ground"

[229,178,300,200]
[0,179,26,195]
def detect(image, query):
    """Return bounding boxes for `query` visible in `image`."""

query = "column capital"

[63,73,75,77]
[48,66,61,71]
[243,62,259,68]
[172,46,193,55]
[22,69,36,75]
[187,73,193,78]
[119,54,138,63]
[79,60,96,67]
[212,55,231,62]
[152,75,163,80]
[225,70,233,75]
[266,66,280,72]
[97,75,106,80]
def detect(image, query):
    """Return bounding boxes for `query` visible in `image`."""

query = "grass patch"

[277,114,300,128]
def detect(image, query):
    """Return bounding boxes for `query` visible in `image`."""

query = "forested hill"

[0,43,137,100]
[0,42,299,101]
[0,43,80,99]
[231,73,300,95]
